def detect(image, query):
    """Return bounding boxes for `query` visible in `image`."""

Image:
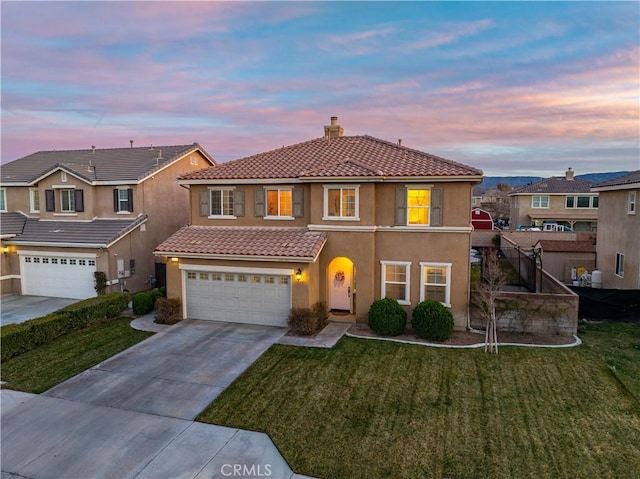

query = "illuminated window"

[407,189,430,225]
[420,263,451,306]
[381,261,411,305]
[266,189,292,217]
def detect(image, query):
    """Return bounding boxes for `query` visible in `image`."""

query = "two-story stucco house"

[591,170,640,289]
[509,168,598,232]
[155,118,483,329]
[0,144,215,299]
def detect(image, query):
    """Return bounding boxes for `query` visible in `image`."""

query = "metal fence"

[501,244,540,293]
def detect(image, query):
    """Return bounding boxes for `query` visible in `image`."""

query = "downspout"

[180,183,192,224]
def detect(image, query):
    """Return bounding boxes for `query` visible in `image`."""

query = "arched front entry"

[327,257,355,312]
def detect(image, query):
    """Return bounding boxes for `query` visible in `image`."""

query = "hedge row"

[1,292,130,361]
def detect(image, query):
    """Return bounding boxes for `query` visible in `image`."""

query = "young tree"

[472,248,507,354]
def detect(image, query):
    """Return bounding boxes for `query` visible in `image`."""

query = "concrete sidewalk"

[1,320,316,479]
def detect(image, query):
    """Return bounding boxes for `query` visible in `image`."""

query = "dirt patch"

[348,324,576,346]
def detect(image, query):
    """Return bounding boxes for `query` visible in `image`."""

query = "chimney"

[130,140,134,148]
[324,116,344,139]
[398,139,402,146]
[565,167,574,181]
[91,145,96,154]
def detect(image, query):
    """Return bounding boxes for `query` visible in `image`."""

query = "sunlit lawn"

[198,322,640,479]
[0,318,152,393]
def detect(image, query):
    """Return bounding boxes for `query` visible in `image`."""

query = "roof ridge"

[31,144,198,155]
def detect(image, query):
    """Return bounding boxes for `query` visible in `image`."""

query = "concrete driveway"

[0,294,79,326]
[1,320,314,479]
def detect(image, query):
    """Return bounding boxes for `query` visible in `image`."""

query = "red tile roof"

[155,226,326,261]
[180,135,482,181]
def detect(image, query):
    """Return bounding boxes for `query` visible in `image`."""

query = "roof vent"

[91,145,96,154]
[398,139,402,146]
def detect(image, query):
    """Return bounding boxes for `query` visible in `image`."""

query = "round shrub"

[368,298,407,336]
[132,291,155,315]
[411,300,454,341]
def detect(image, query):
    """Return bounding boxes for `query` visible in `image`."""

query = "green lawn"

[198,322,640,479]
[0,318,152,393]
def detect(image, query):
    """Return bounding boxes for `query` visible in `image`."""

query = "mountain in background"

[478,171,631,190]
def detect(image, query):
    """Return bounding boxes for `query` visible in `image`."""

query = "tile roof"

[180,135,482,181]
[6,216,147,246]
[0,212,27,237]
[510,176,594,195]
[535,240,596,253]
[155,226,327,261]
[592,170,640,189]
[1,144,214,185]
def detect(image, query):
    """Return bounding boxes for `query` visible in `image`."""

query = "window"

[324,186,359,219]
[30,188,40,212]
[237,274,248,283]
[210,189,234,217]
[420,263,452,306]
[566,195,597,208]
[629,192,637,215]
[381,261,411,305]
[279,276,289,285]
[266,189,292,217]
[225,274,234,281]
[199,272,209,280]
[114,188,133,213]
[252,275,262,283]
[187,272,197,280]
[615,253,625,278]
[212,273,222,281]
[407,189,430,225]
[0,188,5,212]
[60,189,75,212]
[532,196,549,208]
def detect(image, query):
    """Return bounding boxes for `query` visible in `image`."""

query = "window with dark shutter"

[254,189,265,217]
[45,189,55,212]
[395,188,407,225]
[74,189,84,212]
[234,189,245,217]
[430,188,443,226]
[199,190,210,217]
[292,188,304,218]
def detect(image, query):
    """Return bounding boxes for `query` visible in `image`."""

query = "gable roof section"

[1,144,215,186]
[155,226,327,262]
[510,176,594,195]
[591,170,640,191]
[180,135,482,182]
[6,216,147,248]
[0,212,28,238]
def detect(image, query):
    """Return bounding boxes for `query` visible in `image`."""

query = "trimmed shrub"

[411,299,454,342]
[132,290,162,315]
[154,297,182,325]
[1,293,130,361]
[288,302,330,336]
[158,286,167,297]
[368,298,407,336]
[312,301,329,330]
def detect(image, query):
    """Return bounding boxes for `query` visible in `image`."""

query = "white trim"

[0,188,6,212]
[377,226,473,233]
[309,224,377,232]
[51,184,77,189]
[322,185,360,221]
[156,252,319,263]
[179,263,294,276]
[615,252,625,278]
[380,260,411,306]
[419,262,452,307]
[207,186,236,217]
[29,188,40,213]
[264,216,295,221]
[116,211,134,215]
[264,186,294,218]
[628,191,637,215]
[207,215,237,220]
[53,213,78,217]
[591,183,640,192]
[0,274,21,281]
[531,195,550,208]
[17,250,97,259]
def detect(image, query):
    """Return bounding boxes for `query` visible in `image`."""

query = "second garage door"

[185,270,291,327]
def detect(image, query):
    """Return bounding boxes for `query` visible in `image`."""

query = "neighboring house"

[532,239,596,284]
[155,117,483,329]
[509,168,598,232]
[0,144,215,299]
[591,170,640,289]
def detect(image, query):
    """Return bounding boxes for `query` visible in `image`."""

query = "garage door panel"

[185,270,290,327]
[21,254,96,299]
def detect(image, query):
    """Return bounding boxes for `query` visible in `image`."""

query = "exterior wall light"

[295,268,303,282]
[2,246,9,255]
[170,257,179,263]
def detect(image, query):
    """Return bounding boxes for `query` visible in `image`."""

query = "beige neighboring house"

[591,170,640,289]
[509,168,598,232]
[155,118,483,329]
[531,239,596,284]
[0,144,215,299]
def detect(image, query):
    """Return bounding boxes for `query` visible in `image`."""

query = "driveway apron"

[44,319,288,420]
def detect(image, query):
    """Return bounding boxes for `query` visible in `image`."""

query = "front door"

[329,257,353,311]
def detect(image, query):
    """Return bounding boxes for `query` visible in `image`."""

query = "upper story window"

[629,191,637,215]
[615,252,625,278]
[323,185,359,220]
[210,188,234,217]
[381,261,411,305]
[395,187,443,227]
[267,188,292,217]
[565,195,598,209]
[114,188,134,213]
[45,188,84,213]
[30,188,40,213]
[0,188,6,212]
[531,195,549,208]
[420,263,451,307]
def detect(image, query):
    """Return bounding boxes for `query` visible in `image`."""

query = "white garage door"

[185,270,291,327]
[20,253,97,299]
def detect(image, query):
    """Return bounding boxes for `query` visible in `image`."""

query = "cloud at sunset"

[1,1,638,176]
